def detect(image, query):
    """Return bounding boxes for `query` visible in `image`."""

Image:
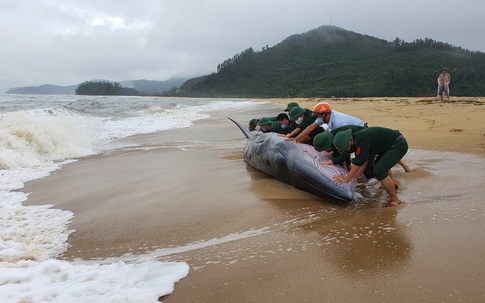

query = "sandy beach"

[264,96,485,156]
[23,97,485,302]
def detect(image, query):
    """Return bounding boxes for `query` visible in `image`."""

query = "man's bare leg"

[381,176,401,207]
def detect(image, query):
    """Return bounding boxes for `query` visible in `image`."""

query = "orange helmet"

[313,102,331,114]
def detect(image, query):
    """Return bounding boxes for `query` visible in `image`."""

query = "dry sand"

[263,96,485,156]
[23,97,485,302]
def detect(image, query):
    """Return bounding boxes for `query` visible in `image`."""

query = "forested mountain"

[76,81,139,95]
[6,84,77,95]
[176,26,485,98]
[6,78,187,95]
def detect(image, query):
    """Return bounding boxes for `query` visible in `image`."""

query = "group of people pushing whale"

[248,101,412,207]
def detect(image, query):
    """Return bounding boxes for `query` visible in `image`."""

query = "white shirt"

[315,109,364,130]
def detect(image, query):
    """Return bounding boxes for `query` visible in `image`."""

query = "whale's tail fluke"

[228,117,253,139]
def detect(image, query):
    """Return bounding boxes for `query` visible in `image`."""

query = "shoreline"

[20,97,485,303]
[257,96,485,156]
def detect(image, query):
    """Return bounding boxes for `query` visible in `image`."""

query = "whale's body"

[229,118,356,202]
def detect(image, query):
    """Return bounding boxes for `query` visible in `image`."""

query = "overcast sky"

[1,0,484,91]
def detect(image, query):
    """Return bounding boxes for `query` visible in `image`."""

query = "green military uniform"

[283,117,297,133]
[289,107,322,144]
[284,102,299,111]
[346,127,408,180]
[259,117,290,135]
[297,108,318,131]
[270,121,289,135]
[249,116,277,131]
[329,125,365,165]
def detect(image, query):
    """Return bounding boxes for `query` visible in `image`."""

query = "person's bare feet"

[385,199,401,207]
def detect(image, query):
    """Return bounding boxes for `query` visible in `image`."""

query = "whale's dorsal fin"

[228,117,253,139]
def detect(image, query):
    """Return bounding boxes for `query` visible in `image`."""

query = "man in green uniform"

[313,125,365,156]
[249,118,260,131]
[258,117,289,135]
[284,102,299,112]
[313,125,365,170]
[275,113,295,134]
[284,106,323,144]
[249,116,277,131]
[332,127,408,207]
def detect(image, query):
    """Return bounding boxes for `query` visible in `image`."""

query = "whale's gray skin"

[229,118,356,202]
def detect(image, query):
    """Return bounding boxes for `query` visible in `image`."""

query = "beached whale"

[229,118,356,202]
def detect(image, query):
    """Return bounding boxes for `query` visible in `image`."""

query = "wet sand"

[23,97,485,302]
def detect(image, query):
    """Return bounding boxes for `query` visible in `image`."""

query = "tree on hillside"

[76,81,139,95]
[179,26,485,98]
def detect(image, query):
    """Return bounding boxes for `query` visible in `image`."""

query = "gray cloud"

[1,0,484,90]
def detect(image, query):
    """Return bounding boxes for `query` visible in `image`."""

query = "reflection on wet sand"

[300,208,413,280]
[245,155,414,274]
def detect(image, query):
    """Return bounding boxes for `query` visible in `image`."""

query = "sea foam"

[0,95,263,302]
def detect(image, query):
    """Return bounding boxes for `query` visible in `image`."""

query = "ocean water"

[2,94,484,302]
[0,94,264,302]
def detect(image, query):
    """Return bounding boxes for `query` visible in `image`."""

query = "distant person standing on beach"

[437,67,451,101]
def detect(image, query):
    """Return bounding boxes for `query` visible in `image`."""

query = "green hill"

[6,84,77,95]
[6,78,187,95]
[177,26,485,98]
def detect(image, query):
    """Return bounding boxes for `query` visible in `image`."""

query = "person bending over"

[332,127,408,207]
